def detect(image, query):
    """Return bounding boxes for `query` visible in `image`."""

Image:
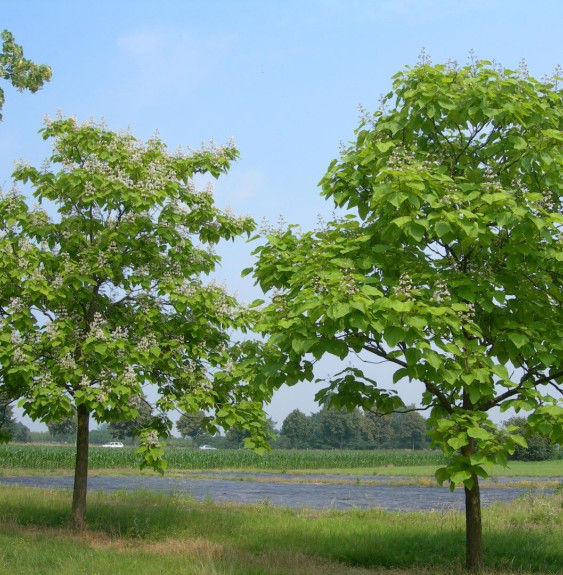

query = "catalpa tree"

[248,58,563,570]
[0,115,269,529]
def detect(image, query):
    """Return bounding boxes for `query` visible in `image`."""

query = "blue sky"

[2,1,562,431]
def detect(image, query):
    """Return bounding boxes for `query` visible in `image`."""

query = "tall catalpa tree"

[248,59,563,570]
[0,115,269,529]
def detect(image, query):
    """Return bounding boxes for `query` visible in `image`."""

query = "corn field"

[0,445,445,471]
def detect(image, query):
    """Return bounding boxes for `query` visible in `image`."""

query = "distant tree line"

[279,405,429,450]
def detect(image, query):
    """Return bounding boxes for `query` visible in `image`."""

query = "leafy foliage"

[250,58,563,487]
[108,397,152,444]
[0,29,51,120]
[0,115,270,525]
[46,414,77,441]
[248,57,563,569]
[279,405,428,450]
[176,410,206,443]
[280,408,312,448]
[503,416,557,461]
[1,114,269,459]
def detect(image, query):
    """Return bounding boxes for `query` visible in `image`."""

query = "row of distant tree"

[1,391,557,460]
[279,406,428,450]
[175,405,559,459]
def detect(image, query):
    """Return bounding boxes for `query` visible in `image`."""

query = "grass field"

[0,445,561,573]
[0,484,561,574]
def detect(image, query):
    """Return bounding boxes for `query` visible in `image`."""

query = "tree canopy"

[0,115,269,528]
[176,410,206,444]
[248,58,563,569]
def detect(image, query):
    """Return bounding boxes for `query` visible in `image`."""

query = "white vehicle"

[198,445,217,450]
[102,442,124,448]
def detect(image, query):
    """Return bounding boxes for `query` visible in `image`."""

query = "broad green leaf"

[466,427,493,440]
[384,326,405,347]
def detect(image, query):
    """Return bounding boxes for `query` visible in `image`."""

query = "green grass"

[0,486,561,574]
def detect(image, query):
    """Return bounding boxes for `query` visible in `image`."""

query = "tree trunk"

[464,473,483,571]
[70,404,90,530]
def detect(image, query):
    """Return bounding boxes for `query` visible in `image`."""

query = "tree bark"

[464,474,483,571]
[70,404,90,530]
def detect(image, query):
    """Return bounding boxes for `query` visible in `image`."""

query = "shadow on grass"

[1,486,561,573]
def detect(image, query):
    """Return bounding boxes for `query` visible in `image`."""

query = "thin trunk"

[70,404,90,530]
[462,438,484,571]
[465,475,483,570]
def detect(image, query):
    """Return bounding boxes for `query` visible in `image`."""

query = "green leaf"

[450,470,472,485]
[435,221,451,238]
[383,326,404,348]
[375,141,395,153]
[291,338,317,355]
[447,435,469,450]
[434,467,449,486]
[406,222,425,242]
[327,302,353,319]
[469,453,487,466]
[94,343,107,355]
[466,427,493,440]
[510,333,529,349]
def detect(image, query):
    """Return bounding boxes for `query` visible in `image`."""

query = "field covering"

[0,445,447,471]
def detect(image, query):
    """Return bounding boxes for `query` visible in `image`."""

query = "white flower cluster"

[339,268,359,296]
[386,147,442,174]
[10,330,28,364]
[37,372,55,388]
[199,378,213,393]
[137,333,158,353]
[537,190,554,211]
[122,365,138,388]
[111,325,129,340]
[51,274,64,289]
[207,281,235,318]
[127,395,141,409]
[481,166,502,192]
[13,157,31,170]
[517,58,530,80]
[224,359,235,375]
[88,312,106,340]
[394,273,415,300]
[358,103,373,125]
[145,430,160,448]
[430,279,451,304]
[176,281,198,298]
[45,321,59,339]
[445,59,459,73]
[440,184,457,205]
[19,239,34,253]
[458,302,475,323]
[59,354,76,371]
[10,330,23,345]
[8,297,24,313]
[417,47,432,66]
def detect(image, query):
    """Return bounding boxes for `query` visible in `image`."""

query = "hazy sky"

[2,1,562,431]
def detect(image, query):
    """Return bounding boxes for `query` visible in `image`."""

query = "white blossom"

[88,312,106,340]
